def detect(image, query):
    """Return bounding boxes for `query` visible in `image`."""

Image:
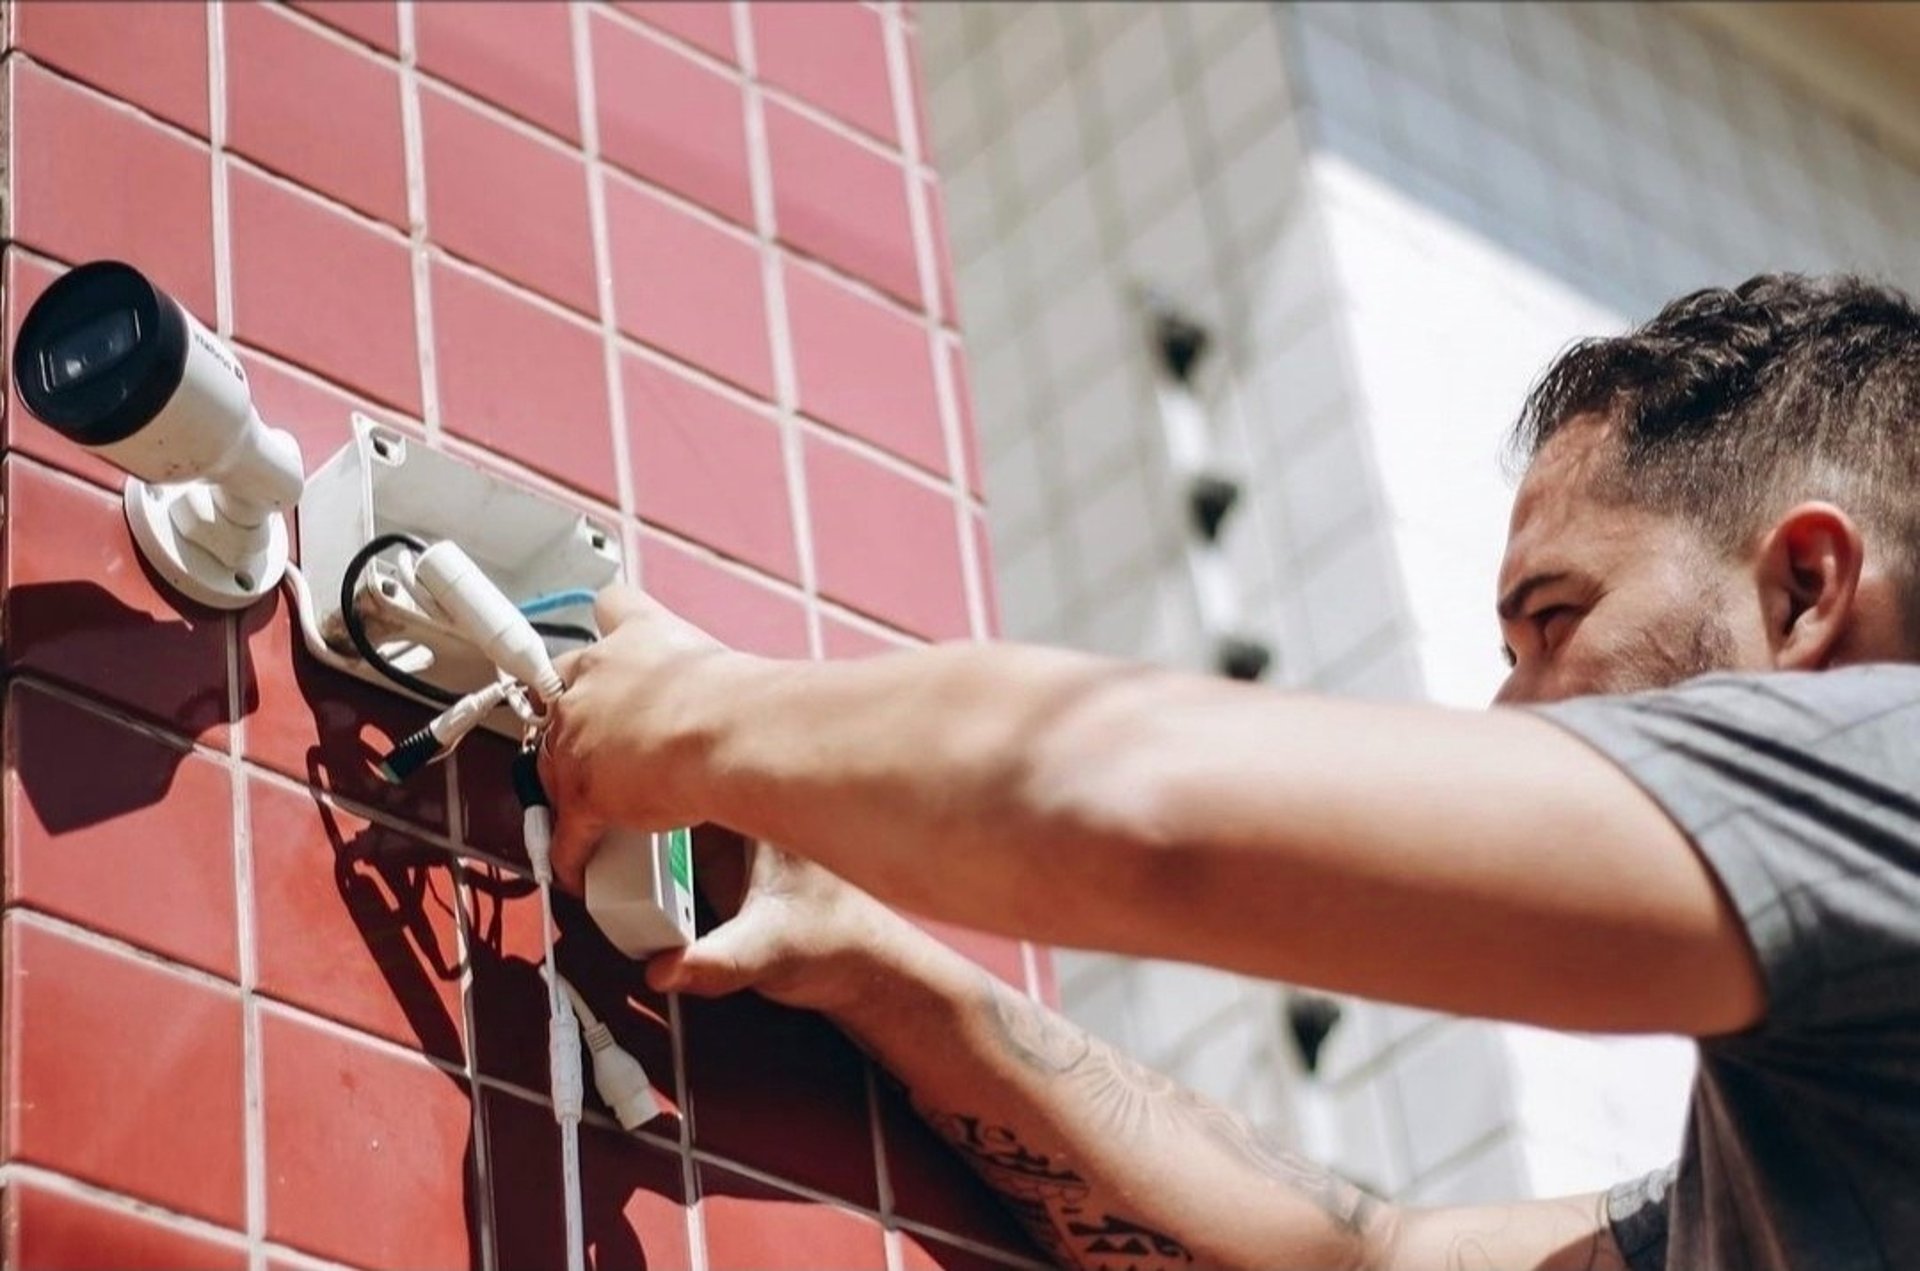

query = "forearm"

[686,643,1752,1034]
[826,931,1391,1271]
[696,642,1198,941]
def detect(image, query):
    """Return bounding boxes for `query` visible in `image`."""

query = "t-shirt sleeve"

[1534,669,1920,1035]
[1606,1163,1675,1271]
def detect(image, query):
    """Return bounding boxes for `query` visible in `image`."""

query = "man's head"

[1496,273,1920,705]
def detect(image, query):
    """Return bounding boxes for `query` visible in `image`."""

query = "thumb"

[646,910,777,998]
[593,584,648,634]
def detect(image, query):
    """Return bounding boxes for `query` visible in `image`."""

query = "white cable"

[526,804,587,1271]
[281,565,368,677]
[427,678,511,749]
[556,972,663,1131]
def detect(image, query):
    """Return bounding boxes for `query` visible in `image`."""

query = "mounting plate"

[126,476,289,610]
[298,414,623,732]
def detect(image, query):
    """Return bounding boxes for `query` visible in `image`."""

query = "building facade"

[925,0,1920,1206]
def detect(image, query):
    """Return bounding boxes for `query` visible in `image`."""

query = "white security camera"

[13,260,306,609]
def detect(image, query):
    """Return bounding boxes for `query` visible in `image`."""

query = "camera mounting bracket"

[127,475,291,609]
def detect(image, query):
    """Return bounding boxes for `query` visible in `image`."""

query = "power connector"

[558,975,663,1131]
[408,540,566,703]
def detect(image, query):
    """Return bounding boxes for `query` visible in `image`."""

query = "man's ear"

[1755,502,1863,669]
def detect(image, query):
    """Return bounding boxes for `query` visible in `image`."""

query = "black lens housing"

[13,260,189,447]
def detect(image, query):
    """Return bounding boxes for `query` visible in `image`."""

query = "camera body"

[13,260,304,608]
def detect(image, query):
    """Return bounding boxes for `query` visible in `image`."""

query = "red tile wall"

[0,5,1040,1268]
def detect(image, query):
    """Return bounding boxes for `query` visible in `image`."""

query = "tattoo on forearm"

[984,975,1383,1235]
[924,1107,1193,1269]
[906,972,1387,1270]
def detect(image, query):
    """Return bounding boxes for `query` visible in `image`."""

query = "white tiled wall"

[925,0,1919,1211]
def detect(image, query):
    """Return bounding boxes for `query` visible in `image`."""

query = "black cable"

[531,622,598,645]
[339,532,461,706]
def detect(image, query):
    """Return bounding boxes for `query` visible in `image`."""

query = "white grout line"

[14,48,959,398]
[571,0,639,532]
[866,1066,903,1271]
[450,859,500,1271]
[590,0,936,173]
[204,13,271,1267]
[685,1141,1050,1271]
[221,147,412,246]
[664,985,701,1266]
[252,990,472,1081]
[0,1162,393,1271]
[0,1163,254,1257]
[798,413,976,506]
[397,1,442,443]
[260,0,392,63]
[882,4,988,642]
[474,1068,683,1152]
[736,0,824,663]
[3,54,14,247]
[10,907,242,996]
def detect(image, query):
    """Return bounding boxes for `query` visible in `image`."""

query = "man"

[540,274,1920,1270]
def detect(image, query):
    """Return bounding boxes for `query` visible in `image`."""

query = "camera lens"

[14,261,188,447]
[43,307,142,391]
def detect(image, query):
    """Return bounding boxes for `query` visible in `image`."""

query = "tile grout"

[883,0,989,650]
[737,0,824,665]
[201,9,271,1268]
[9,47,958,341]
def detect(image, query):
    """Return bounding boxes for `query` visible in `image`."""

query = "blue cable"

[517,589,598,618]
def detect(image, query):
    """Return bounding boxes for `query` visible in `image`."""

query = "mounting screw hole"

[234,571,255,591]
[590,532,608,551]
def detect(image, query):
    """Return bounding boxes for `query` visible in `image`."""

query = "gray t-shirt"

[1538,666,1920,1271]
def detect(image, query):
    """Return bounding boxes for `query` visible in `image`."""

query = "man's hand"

[644,827,918,1017]
[539,585,752,893]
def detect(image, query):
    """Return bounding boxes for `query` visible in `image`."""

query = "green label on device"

[667,827,692,891]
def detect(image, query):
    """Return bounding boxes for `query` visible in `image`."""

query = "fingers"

[549,647,584,689]
[547,806,605,896]
[594,584,649,634]
[645,911,773,997]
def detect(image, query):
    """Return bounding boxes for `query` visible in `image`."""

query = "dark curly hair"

[1512,273,1920,608]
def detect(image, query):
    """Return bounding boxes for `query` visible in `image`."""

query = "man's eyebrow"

[1496,571,1571,622]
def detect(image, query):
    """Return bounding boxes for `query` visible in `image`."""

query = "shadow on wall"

[5,577,688,1269]
[315,798,686,1271]
[6,580,1034,1268]
[5,580,239,773]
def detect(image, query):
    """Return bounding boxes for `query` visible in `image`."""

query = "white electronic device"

[585,826,697,957]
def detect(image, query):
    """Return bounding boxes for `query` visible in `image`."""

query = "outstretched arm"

[543,590,1762,1037]
[653,837,1625,1271]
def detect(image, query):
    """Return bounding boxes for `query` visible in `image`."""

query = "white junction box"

[587,825,697,955]
[302,415,693,959]
[299,414,623,733]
